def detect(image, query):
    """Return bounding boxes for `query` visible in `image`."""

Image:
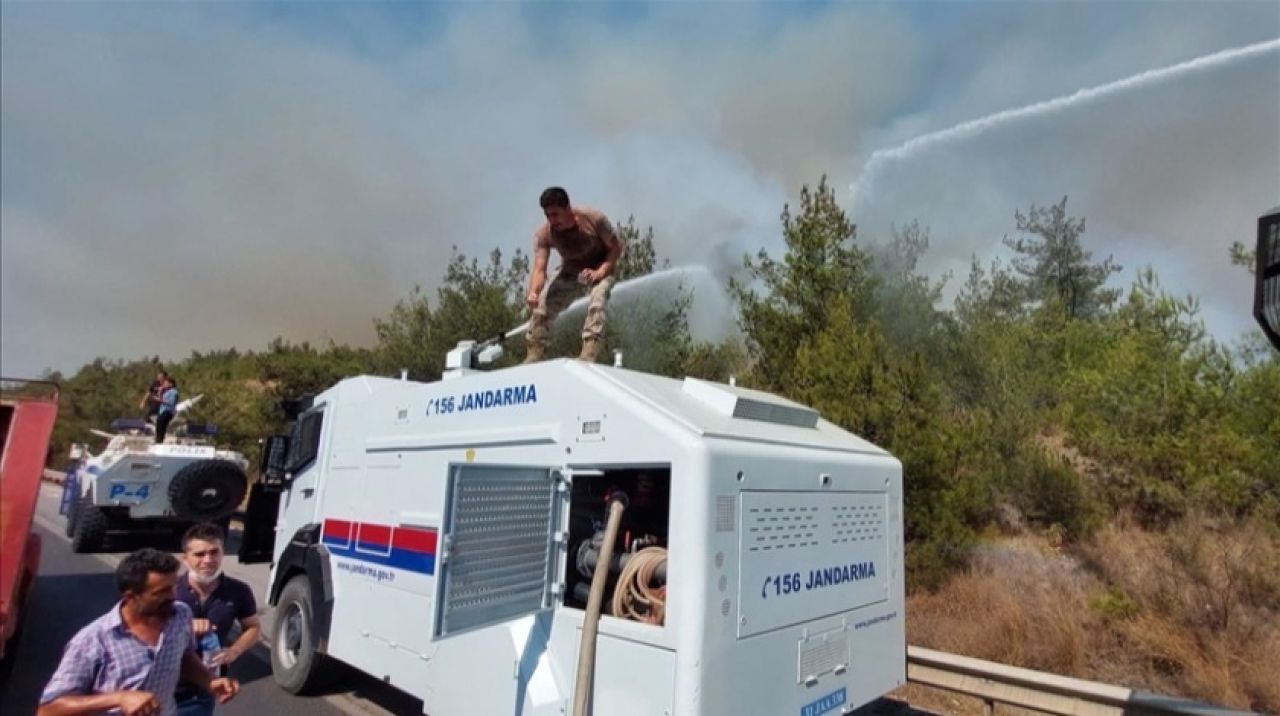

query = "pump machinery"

[239,337,907,716]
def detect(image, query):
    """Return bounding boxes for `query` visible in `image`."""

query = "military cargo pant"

[527,270,615,352]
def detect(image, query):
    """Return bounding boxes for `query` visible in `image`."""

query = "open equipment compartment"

[562,466,671,626]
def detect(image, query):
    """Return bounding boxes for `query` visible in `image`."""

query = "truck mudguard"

[269,523,335,646]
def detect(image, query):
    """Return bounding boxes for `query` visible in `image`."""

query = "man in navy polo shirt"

[173,523,260,715]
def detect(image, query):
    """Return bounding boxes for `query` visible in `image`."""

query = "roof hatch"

[681,378,820,429]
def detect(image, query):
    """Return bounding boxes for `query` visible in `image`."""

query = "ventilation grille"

[681,378,820,429]
[747,502,887,550]
[731,398,820,429]
[716,495,736,532]
[798,630,849,683]
[747,506,821,551]
[831,503,885,544]
[437,466,557,637]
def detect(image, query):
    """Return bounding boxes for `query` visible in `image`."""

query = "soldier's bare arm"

[592,215,624,282]
[527,232,552,308]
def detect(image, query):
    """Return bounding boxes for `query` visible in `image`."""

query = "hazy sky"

[3,1,1278,377]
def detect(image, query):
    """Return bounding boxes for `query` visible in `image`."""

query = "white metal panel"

[589,634,676,716]
[580,365,888,455]
[737,491,890,638]
[435,464,562,638]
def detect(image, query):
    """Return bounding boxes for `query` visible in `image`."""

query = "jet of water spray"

[849,38,1280,208]
[503,265,715,340]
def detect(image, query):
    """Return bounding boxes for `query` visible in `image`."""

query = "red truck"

[0,378,60,679]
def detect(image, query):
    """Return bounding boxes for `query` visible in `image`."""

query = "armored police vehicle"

[64,416,250,553]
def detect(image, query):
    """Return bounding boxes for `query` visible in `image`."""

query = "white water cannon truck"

[238,335,906,716]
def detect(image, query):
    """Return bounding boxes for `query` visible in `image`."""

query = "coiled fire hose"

[611,546,667,625]
[572,491,627,716]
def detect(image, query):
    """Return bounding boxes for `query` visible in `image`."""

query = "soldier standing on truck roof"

[524,187,624,364]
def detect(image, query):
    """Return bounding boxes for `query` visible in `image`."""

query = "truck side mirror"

[260,434,291,490]
[69,443,87,460]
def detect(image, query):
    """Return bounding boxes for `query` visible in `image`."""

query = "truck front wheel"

[70,495,107,554]
[271,575,330,694]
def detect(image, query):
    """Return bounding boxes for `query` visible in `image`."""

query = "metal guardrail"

[906,646,1256,716]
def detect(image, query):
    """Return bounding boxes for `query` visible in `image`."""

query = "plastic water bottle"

[198,631,221,675]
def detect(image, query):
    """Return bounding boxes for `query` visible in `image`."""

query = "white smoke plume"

[2,3,1276,377]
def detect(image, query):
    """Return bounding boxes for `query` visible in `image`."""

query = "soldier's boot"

[578,337,600,362]
[524,340,546,364]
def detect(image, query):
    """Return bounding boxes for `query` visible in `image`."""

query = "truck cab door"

[238,483,281,564]
[237,434,288,564]
[433,464,568,639]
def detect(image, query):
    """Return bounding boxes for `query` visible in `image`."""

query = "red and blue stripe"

[321,519,438,575]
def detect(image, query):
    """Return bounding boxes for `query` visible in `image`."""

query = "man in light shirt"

[37,548,239,716]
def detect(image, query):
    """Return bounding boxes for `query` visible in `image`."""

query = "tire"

[168,461,247,522]
[0,611,23,682]
[0,579,31,682]
[61,466,85,538]
[0,622,20,682]
[70,496,108,554]
[64,492,80,538]
[271,575,330,694]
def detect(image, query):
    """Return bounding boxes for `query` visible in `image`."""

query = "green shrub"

[1091,586,1140,621]
[1014,448,1097,541]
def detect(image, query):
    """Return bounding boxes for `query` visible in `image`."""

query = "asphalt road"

[0,483,420,716]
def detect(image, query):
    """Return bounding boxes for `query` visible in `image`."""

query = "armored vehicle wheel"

[271,576,330,694]
[0,579,31,682]
[64,495,79,538]
[70,496,107,554]
[168,461,247,522]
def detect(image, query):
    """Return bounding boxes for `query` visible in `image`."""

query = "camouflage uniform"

[526,206,619,362]
[527,272,616,348]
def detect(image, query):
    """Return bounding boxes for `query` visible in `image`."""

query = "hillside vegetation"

[40,179,1279,711]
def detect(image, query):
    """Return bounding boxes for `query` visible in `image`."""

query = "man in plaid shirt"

[37,548,239,716]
